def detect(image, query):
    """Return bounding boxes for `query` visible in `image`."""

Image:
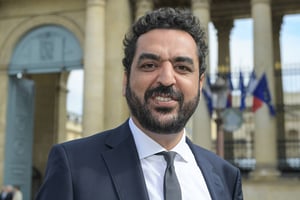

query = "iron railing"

[211,66,300,175]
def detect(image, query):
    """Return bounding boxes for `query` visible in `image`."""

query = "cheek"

[179,79,200,99]
[186,86,199,98]
[129,73,150,96]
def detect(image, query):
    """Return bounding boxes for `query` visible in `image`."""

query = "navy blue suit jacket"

[35,120,243,200]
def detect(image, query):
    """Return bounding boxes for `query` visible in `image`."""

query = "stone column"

[135,0,153,21]
[214,19,233,73]
[0,69,8,187]
[192,0,211,51]
[104,0,131,129]
[55,72,69,143]
[214,19,234,161]
[83,0,106,136]
[251,0,280,179]
[191,0,212,150]
[272,15,286,165]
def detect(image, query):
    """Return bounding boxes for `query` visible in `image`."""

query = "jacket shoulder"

[57,120,131,155]
[187,138,240,172]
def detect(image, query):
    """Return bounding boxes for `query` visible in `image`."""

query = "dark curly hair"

[122,7,208,78]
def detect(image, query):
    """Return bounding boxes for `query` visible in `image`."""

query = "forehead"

[135,29,198,58]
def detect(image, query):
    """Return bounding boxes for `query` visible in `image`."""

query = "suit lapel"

[187,138,225,200]
[102,122,149,200]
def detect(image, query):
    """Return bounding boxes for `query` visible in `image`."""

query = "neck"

[131,117,184,150]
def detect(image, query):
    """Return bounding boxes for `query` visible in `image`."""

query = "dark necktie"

[157,151,182,200]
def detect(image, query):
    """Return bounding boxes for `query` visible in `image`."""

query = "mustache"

[144,85,183,102]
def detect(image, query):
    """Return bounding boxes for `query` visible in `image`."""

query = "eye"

[174,64,193,74]
[140,62,157,71]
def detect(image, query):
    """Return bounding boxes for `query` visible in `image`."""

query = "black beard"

[125,83,200,134]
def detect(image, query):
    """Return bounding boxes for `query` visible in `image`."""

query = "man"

[36,7,243,200]
[12,186,22,200]
[0,185,13,200]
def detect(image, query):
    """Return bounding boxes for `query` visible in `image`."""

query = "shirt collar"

[129,118,194,163]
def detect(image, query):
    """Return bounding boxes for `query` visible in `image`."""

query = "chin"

[153,112,178,121]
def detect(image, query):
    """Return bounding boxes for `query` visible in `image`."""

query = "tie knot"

[157,151,177,166]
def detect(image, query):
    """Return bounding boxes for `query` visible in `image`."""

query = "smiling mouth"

[152,91,179,101]
[145,85,182,105]
[155,96,172,102]
[151,93,178,111]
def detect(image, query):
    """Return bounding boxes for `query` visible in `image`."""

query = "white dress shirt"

[129,118,212,200]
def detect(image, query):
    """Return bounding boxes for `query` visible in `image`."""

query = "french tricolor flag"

[225,73,234,108]
[252,73,276,116]
[247,70,258,95]
[239,71,246,111]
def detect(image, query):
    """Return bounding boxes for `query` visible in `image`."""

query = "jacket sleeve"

[35,144,73,200]
[233,169,243,200]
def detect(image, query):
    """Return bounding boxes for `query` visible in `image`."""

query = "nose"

[157,61,176,86]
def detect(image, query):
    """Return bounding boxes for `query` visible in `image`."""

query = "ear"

[122,72,128,96]
[199,73,205,91]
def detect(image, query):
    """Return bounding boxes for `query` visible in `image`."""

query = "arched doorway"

[4,25,83,200]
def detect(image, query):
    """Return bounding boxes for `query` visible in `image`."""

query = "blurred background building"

[0,0,299,199]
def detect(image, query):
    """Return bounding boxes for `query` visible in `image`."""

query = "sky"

[67,14,300,115]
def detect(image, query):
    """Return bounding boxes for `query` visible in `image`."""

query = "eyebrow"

[137,53,160,66]
[173,56,194,65]
[137,53,194,67]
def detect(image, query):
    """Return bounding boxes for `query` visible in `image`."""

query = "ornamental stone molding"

[0,14,84,69]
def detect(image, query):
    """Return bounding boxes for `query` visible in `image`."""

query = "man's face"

[123,29,204,134]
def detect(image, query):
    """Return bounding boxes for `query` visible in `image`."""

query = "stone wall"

[243,178,300,200]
